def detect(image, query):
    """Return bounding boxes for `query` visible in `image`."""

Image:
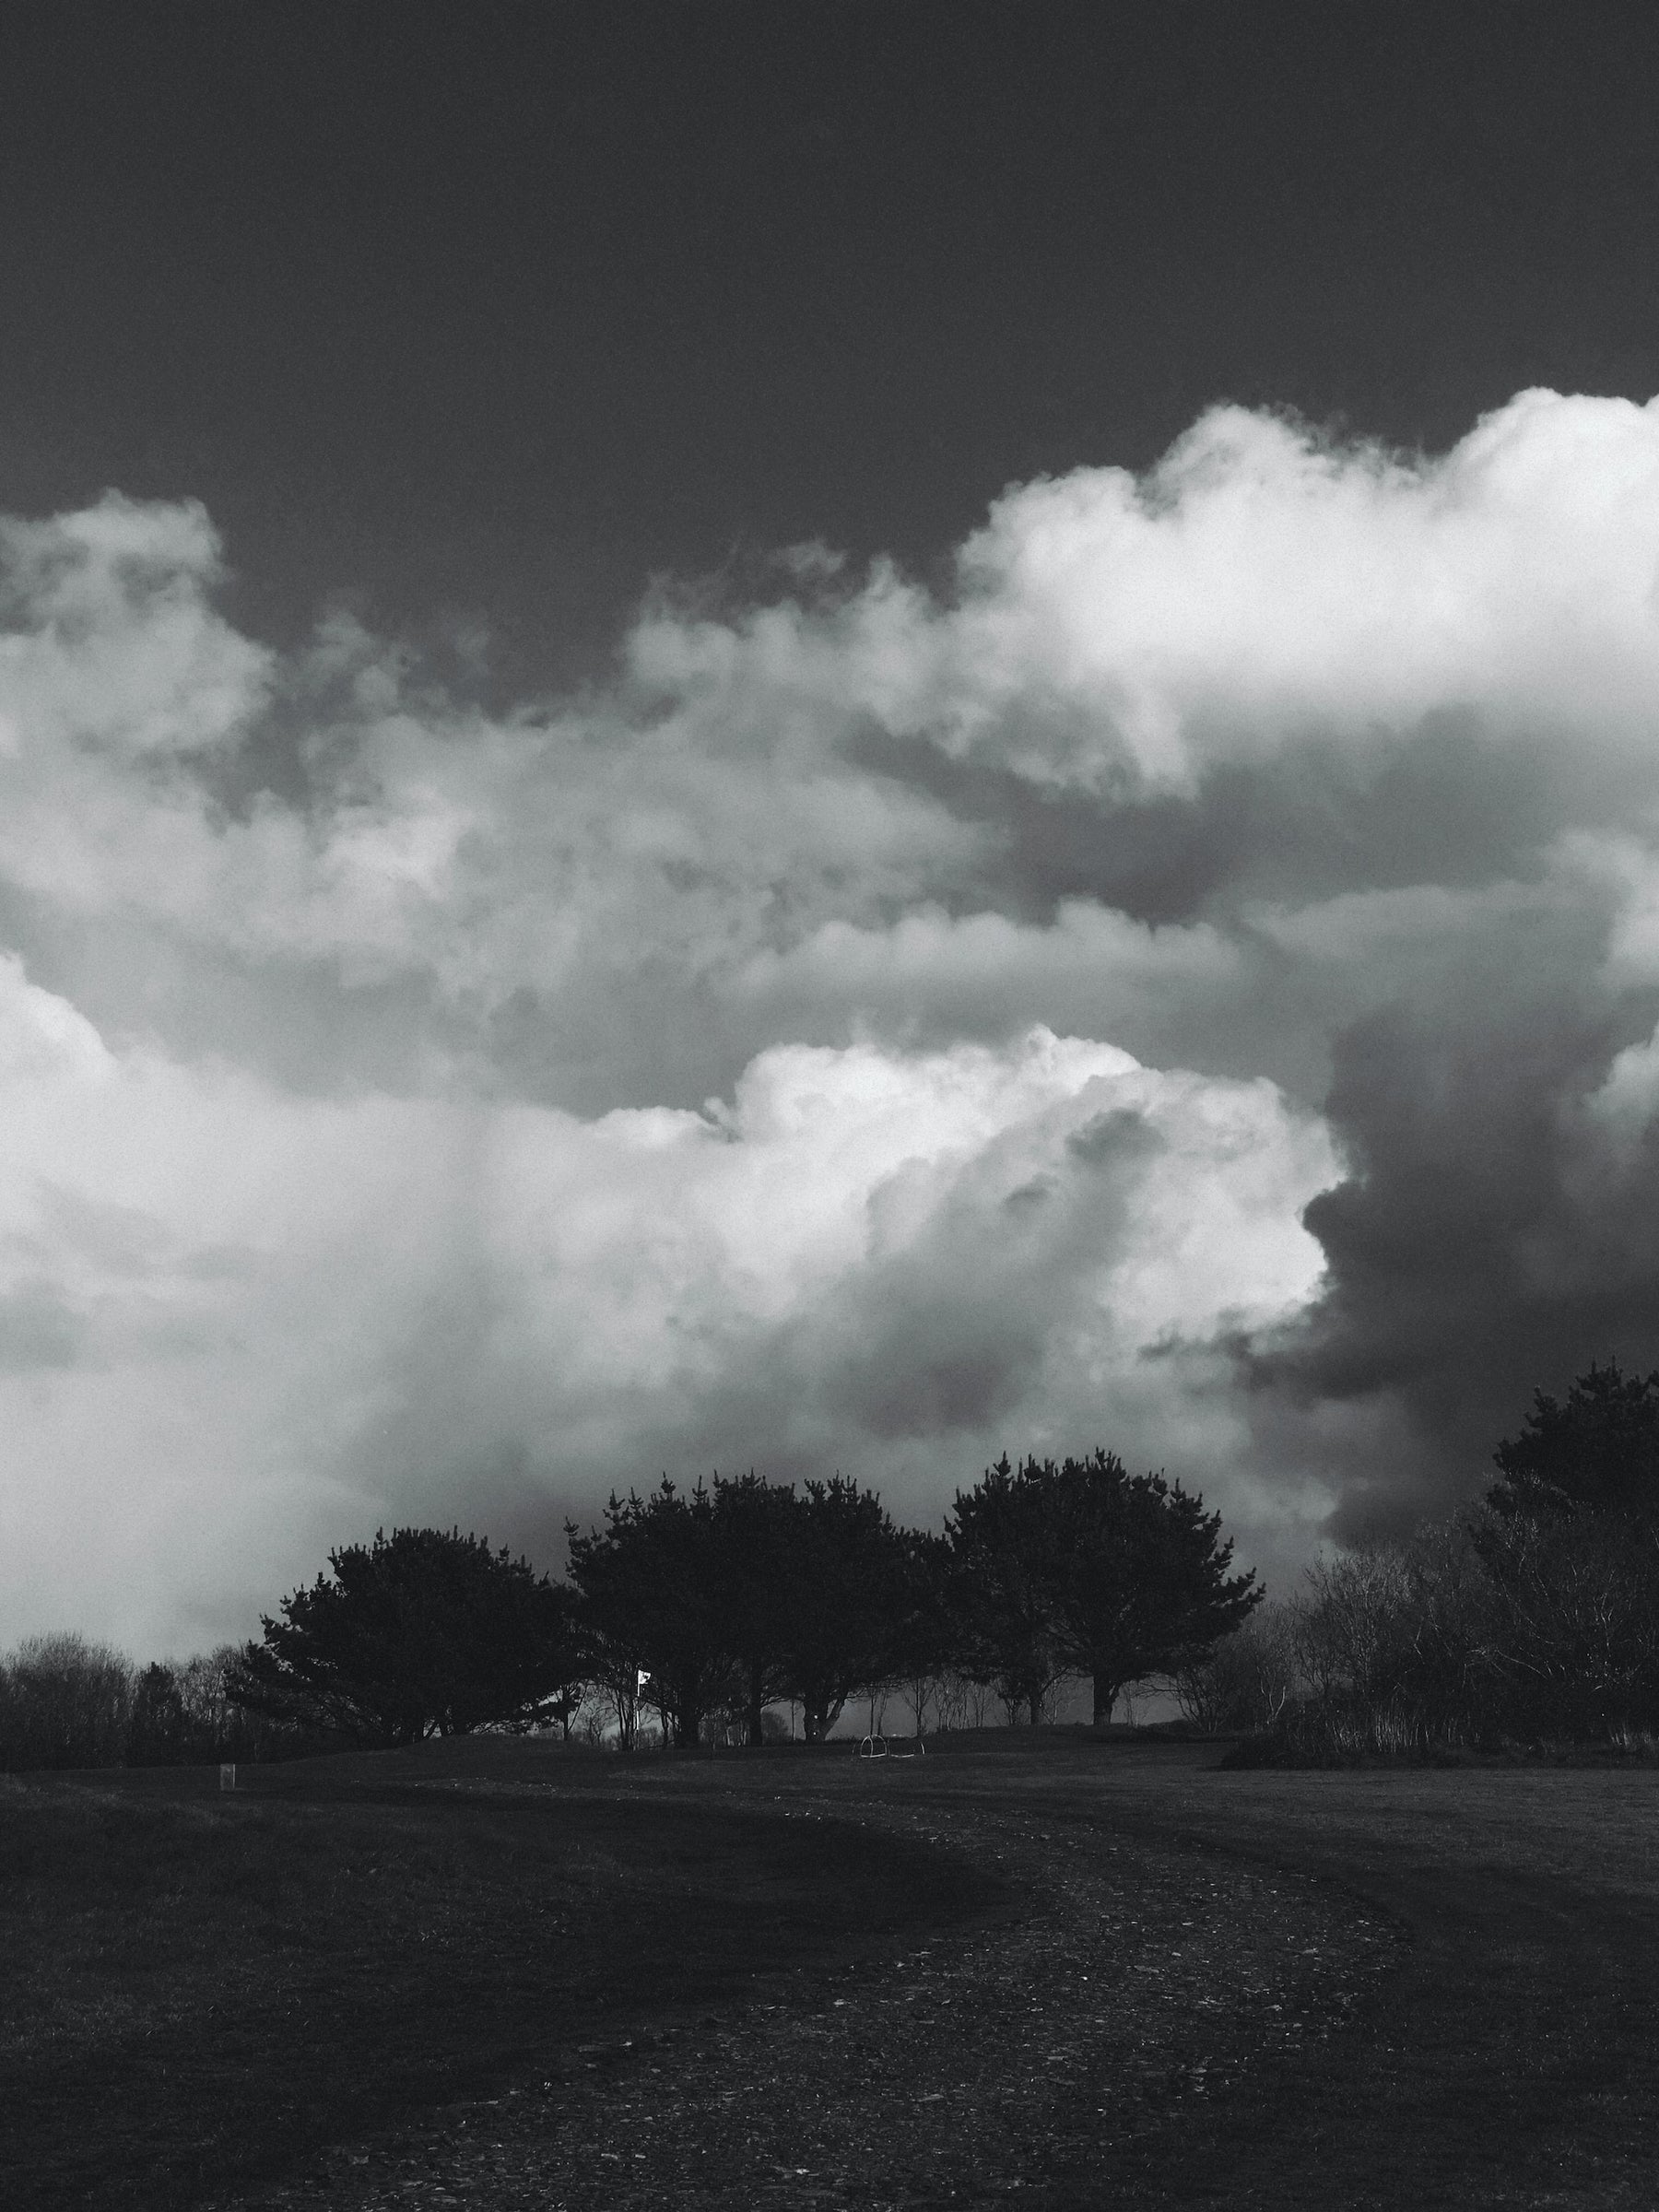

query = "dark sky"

[5,4,1658,688]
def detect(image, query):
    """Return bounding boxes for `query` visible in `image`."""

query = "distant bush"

[0,1635,325,1771]
[1221,1699,1480,1768]
[1213,1522,1507,1763]
[0,1632,135,1770]
[1173,1606,1298,1734]
[128,1646,323,1766]
[1473,1509,1659,1739]
[1227,1500,1659,1766]
[1301,1523,1506,1737]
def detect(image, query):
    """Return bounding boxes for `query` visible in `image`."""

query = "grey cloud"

[40,1186,174,1277]
[805,1182,1077,1442]
[1235,905,1659,1540]
[1066,1108,1164,1170]
[850,713,1585,934]
[0,1281,85,1371]
[11,394,1659,1651]
[821,1300,1044,1440]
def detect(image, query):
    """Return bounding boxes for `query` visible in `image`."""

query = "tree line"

[0,1635,300,1771]
[557,1454,1256,1750]
[1179,1360,1659,1759]
[0,1451,1255,1768]
[17,1366,1659,1771]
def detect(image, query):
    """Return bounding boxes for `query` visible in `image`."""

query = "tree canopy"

[775,1476,909,1742]
[1488,1359,1659,1522]
[711,1471,803,1747]
[195,1447,1269,1756]
[1048,1451,1262,1722]
[565,1471,907,1746]
[565,1480,735,1749]
[229,1526,584,1746]
[946,1452,1259,1724]
[946,1455,1067,1725]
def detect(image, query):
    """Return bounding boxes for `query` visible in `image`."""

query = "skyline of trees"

[2,1445,1257,1767]
[19,1359,1659,1773]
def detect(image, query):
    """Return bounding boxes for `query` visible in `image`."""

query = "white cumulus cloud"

[9,386,1659,1645]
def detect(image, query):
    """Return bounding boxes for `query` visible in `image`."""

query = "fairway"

[7,1735,1659,2209]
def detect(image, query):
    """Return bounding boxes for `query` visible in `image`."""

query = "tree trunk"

[747,1660,765,1747]
[1093,1671,1118,1725]
[1030,1689,1042,1727]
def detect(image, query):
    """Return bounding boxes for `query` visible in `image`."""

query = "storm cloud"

[5,387,1659,1652]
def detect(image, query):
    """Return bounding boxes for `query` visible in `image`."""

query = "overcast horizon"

[7,6,1659,1658]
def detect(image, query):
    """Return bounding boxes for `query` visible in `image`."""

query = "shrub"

[0,1632,135,1770]
[1473,1509,1659,1738]
[1173,1606,1298,1733]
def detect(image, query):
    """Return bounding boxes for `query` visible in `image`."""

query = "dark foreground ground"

[6,1734,1659,2209]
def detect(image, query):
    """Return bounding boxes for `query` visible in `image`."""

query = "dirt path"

[218,1752,1390,2211]
[208,1742,1659,2211]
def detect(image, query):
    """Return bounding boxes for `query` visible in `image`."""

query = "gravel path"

[226,1771,1396,2211]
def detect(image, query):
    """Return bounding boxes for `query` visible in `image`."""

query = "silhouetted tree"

[944,1451,1261,1725]
[1049,1451,1263,1723]
[543,1682,584,1741]
[1488,1359,1659,1522]
[127,1661,192,1764]
[710,1472,800,1746]
[946,1456,1066,1725]
[230,1527,583,1747]
[776,1477,908,1741]
[567,1481,734,1748]
[888,1528,955,1737]
[1476,1360,1659,1735]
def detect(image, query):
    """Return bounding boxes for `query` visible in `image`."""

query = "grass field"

[6,1732,1659,2208]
